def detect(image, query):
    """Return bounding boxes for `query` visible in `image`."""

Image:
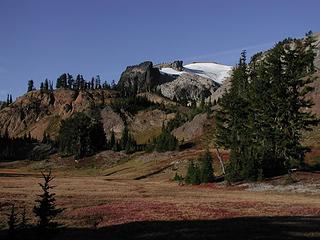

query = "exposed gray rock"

[157,73,220,102]
[155,60,184,71]
[117,61,171,93]
[172,113,208,142]
[314,32,320,71]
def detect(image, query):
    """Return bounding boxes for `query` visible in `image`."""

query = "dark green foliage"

[107,125,138,153]
[148,126,178,152]
[172,172,183,182]
[0,132,37,161]
[110,130,116,149]
[33,170,64,230]
[184,151,215,185]
[185,161,201,185]
[165,112,188,132]
[120,125,137,153]
[200,150,215,183]
[215,35,319,181]
[8,94,13,104]
[56,73,67,88]
[120,124,129,149]
[27,80,34,92]
[111,96,158,115]
[4,94,13,106]
[58,112,106,159]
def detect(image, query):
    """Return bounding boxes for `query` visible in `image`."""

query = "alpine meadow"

[1,1,320,240]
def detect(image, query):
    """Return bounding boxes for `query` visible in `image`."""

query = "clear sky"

[0,0,319,100]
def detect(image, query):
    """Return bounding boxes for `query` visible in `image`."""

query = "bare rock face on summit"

[117,61,171,93]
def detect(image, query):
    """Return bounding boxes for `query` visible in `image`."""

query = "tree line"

[27,73,116,93]
[215,33,318,182]
[173,150,215,185]
[0,131,37,161]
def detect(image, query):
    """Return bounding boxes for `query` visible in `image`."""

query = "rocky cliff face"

[0,88,178,144]
[157,72,220,102]
[0,89,119,140]
[313,32,320,71]
[117,61,171,93]
[155,60,184,71]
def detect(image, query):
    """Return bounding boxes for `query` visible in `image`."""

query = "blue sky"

[0,0,319,99]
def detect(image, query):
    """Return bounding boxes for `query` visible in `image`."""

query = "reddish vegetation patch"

[66,197,320,228]
[191,183,222,189]
[68,199,185,226]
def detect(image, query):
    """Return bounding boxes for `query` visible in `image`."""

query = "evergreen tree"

[185,161,201,185]
[91,77,95,90]
[149,125,179,153]
[110,130,116,149]
[215,36,319,181]
[33,170,64,231]
[58,112,106,158]
[120,125,129,150]
[27,80,34,92]
[44,78,49,91]
[9,94,13,104]
[67,74,74,89]
[56,78,61,89]
[56,74,67,89]
[49,80,54,91]
[111,80,116,90]
[215,50,251,181]
[95,75,101,89]
[40,82,44,92]
[200,150,215,183]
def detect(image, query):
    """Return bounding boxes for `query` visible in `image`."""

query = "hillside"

[0,33,320,162]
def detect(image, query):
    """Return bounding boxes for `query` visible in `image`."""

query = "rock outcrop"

[117,61,170,93]
[0,89,119,140]
[157,73,220,102]
[155,60,184,71]
[172,113,208,142]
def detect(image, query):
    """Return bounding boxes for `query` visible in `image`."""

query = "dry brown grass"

[0,169,319,231]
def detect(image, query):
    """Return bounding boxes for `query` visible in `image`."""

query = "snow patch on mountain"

[159,62,232,84]
[184,62,232,84]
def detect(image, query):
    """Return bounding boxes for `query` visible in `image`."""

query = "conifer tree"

[27,80,34,92]
[185,161,201,185]
[110,130,116,149]
[215,50,251,181]
[44,78,49,91]
[40,82,44,93]
[59,112,106,158]
[33,170,64,230]
[67,74,74,89]
[56,78,61,89]
[215,36,319,181]
[200,150,215,183]
[120,125,129,150]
